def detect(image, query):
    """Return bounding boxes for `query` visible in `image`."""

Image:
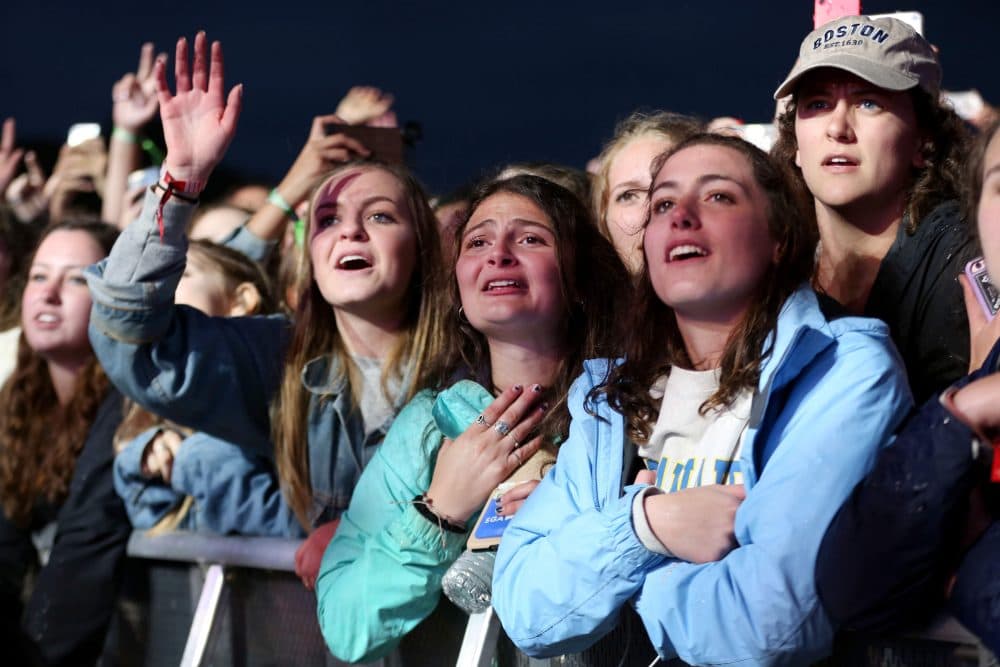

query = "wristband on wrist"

[412,494,466,534]
[267,188,297,217]
[112,126,139,144]
[153,169,203,240]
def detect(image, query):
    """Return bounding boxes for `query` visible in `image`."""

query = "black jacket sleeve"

[815,341,1000,633]
[20,388,131,666]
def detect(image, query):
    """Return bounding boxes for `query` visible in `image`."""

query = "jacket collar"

[301,354,348,396]
[756,284,836,398]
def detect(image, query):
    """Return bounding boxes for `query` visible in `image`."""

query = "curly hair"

[594,134,817,445]
[772,88,970,233]
[0,220,119,527]
[429,174,631,443]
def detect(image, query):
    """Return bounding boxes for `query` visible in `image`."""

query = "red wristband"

[154,170,202,240]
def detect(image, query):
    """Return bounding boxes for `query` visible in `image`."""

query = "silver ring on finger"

[494,420,512,436]
[513,449,523,466]
[475,413,491,427]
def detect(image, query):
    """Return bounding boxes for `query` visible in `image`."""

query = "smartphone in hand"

[324,123,404,164]
[966,257,1000,321]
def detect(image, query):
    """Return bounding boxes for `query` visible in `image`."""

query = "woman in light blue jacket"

[492,134,913,666]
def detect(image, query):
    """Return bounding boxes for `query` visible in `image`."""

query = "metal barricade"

[112,530,996,667]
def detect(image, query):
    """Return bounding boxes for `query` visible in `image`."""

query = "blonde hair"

[591,111,703,241]
[272,160,448,527]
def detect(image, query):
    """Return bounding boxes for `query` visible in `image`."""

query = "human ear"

[228,282,262,316]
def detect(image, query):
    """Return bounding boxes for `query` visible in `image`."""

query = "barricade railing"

[117,530,996,667]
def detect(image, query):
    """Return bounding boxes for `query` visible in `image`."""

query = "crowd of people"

[0,13,998,667]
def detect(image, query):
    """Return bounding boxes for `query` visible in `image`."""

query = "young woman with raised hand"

[491,134,913,666]
[316,174,629,664]
[0,220,129,666]
[84,33,447,576]
[591,111,702,274]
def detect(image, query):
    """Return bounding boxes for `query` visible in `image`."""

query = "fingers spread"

[174,36,191,93]
[221,84,243,137]
[154,57,173,105]
[208,40,226,99]
[137,42,155,80]
[192,31,208,91]
[1,118,15,153]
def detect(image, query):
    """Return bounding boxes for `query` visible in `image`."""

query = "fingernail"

[512,384,522,392]
[495,503,504,514]
[532,384,542,393]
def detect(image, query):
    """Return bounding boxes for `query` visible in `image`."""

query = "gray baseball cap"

[773,15,941,100]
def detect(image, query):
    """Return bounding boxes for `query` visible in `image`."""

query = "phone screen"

[67,123,101,148]
[324,123,404,165]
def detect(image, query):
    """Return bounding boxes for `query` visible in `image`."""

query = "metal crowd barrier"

[113,531,996,667]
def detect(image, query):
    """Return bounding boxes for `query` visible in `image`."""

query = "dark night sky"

[2,0,997,195]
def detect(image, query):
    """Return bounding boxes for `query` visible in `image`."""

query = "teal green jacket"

[316,380,492,663]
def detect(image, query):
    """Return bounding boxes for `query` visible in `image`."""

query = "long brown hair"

[0,220,119,527]
[429,174,630,443]
[273,160,449,527]
[595,134,817,445]
[772,87,970,233]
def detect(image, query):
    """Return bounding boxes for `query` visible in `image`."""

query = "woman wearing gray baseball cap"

[772,14,976,404]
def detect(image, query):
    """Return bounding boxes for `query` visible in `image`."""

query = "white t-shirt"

[632,366,753,555]
[641,366,752,490]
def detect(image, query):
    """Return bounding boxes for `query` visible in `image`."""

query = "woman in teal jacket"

[316,174,630,663]
[491,134,913,666]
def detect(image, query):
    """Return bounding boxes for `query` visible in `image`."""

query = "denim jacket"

[86,188,405,528]
[114,427,302,537]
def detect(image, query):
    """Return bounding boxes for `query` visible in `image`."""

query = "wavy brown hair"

[273,160,449,528]
[0,220,119,527]
[428,174,630,443]
[594,134,817,445]
[772,87,970,233]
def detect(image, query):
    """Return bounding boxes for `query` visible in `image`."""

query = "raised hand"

[334,86,395,126]
[0,118,24,197]
[155,32,242,187]
[644,484,746,563]
[425,384,547,523]
[275,114,370,206]
[5,150,47,222]
[112,42,163,133]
